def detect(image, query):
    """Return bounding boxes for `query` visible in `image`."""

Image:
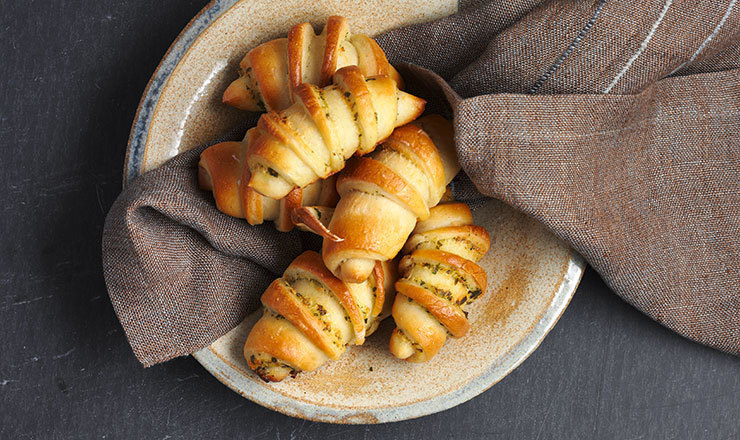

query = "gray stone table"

[1,1,738,438]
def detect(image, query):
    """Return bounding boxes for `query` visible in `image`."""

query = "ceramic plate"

[125,0,585,424]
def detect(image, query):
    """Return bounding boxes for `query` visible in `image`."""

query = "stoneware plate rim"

[124,0,586,424]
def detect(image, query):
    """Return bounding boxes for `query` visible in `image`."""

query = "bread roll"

[246,66,425,200]
[223,16,402,112]
[198,129,337,232]
[389,202,491,362]
[321,115,460,283]
[244,250,397,382]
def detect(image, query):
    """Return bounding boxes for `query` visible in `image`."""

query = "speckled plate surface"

[125,0,585,424]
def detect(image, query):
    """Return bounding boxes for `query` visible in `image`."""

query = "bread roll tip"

[222,76,260,111]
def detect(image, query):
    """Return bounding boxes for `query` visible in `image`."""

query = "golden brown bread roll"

[318,115,461,284]
[246,65,426,200]
[389,202,491,362]
[223,15,403,112]
[198,129,338,232]
[244,250,397,382]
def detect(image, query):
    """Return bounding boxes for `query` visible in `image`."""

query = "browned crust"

[246,135,303,197]
[383,122,445,196]
[391,294,448,361]
[333,66,378,153]
[351,34,404,89]
[260,278,342,359]
[249,39,289,112]
[411,249,488,293]
[292,84,340,169]
[395,279,470,338]
[244,187,263,225]
[367,37,405,90]
[287,22,312,95]
[198,142,245,218]
[416,203,473,231]
[289,251,366,345]
[379,259,398,316]
[243,313,325,380]
[320,16,349,87]
[242,130,263,225]
[337,157,427,218]
[222,76,253,110]
[468,225,492,255]
[257,112,315,171]
[370,261,385,318]
[405,224,492,256]
[365,35,389,77]
[366,37,404,89]
[242,172,263,226]
[243,318,293,382]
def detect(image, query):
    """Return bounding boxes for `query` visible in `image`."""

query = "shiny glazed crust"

[244,251,397,382]
[246,66,426,200]
[198,130,338,232]
[389,203,491,362]
[322,115,460,284]
[222,16,403,112]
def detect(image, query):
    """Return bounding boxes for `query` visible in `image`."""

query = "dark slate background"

[1,1,738,438]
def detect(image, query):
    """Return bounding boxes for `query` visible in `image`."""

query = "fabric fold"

[451,69,740,355]
[103,146,305,366]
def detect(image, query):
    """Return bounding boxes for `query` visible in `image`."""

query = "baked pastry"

[389,202,491,362]
[244,250,397,382]
[198,129,338,232]
[319,115,460,283]
[246,65,426,200]
[223,15,403,112]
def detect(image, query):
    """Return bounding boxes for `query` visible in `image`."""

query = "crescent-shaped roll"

[389,202,491,362]
[244,250,397,382]
[223,15,403,112]
[246,65,426,200]
[198,128,338,232]
[320,115,461,284]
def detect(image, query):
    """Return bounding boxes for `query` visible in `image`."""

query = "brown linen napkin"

[103,0,740,366]
[103,144,311,366]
